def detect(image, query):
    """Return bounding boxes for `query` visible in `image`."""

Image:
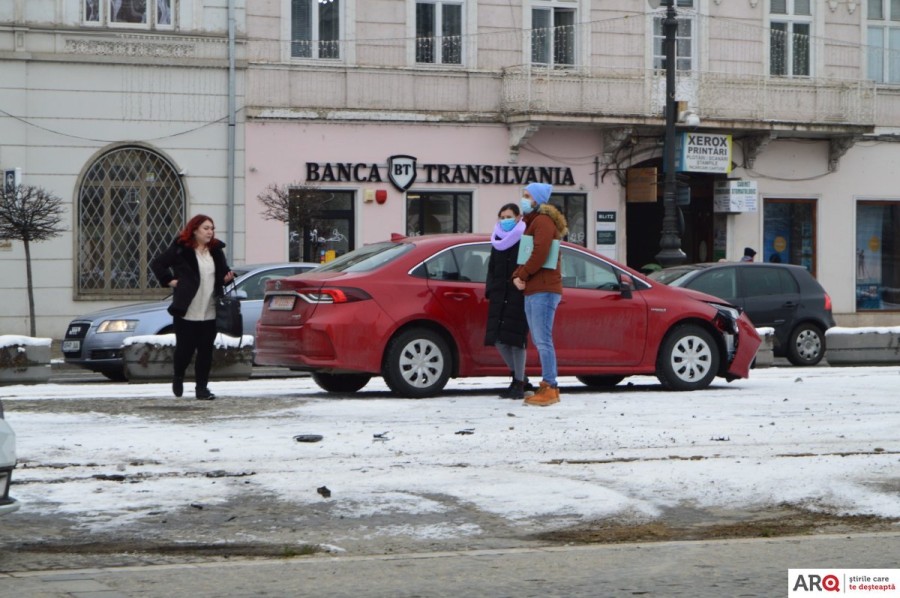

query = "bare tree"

[0,185,66,336]
[257,182,332,261]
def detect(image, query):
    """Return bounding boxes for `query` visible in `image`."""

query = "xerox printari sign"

[305,155,576,192]
[677,133,733,174]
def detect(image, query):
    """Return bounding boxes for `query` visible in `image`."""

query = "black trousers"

[172,317,218,390]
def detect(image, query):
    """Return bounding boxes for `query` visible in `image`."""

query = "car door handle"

[442,292,471,301]
[782,301,798,308]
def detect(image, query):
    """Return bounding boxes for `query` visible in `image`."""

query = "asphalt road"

[3,532,899,597]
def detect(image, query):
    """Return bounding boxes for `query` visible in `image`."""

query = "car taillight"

[824,293,832,312]
[297,287,372,304]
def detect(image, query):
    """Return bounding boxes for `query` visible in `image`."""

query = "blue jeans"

[524,292,561,387]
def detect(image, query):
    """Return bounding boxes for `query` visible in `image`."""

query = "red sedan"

[255,234,761,397]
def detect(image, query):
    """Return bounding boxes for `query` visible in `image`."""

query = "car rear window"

[314,242,412,273]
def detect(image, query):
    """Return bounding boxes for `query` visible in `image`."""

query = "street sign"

[4,168,21,194]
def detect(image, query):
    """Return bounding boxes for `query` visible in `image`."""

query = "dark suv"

[650,263,836,366]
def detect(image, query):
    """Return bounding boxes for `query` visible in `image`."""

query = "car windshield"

[648,266,702,286]
[315,242,413,273]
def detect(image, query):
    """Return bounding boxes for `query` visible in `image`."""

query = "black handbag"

[215,282,243,338]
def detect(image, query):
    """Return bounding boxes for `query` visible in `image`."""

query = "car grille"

[90,349,123,360]
[63,322,92,358]
[65,322,91,340]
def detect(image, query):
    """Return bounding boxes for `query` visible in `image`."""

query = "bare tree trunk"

[23,238,36,336]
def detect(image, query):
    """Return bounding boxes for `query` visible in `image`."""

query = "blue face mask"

[520,198,534,215]
[499,218,517,232]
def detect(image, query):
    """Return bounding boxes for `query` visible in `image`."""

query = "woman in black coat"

[484,203,530,399]
[150,214,234,400]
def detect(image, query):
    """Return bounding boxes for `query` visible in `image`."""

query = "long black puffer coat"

[483,242,528,348]
[150,239,231,318]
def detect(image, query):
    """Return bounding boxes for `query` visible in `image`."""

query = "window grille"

[77,147,184,298]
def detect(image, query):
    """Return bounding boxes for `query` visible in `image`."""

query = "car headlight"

[710,305,740,335]
[713,305,740,321]
[96,320,139,333]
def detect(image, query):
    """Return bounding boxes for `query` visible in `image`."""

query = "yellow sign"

[869,236,881,253]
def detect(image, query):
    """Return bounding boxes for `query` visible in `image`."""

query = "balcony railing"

[247,13,900,129]
[500,66,886,129]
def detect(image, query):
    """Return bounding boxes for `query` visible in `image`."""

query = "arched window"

[76,146,184,298]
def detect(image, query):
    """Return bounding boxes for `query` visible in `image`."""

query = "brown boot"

[524,381,560,406]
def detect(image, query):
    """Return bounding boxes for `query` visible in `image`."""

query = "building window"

[549,193,586,247]
[291,0,340,59]
[763,198,816,273]
[416,2,463,65]
[653,0,695,71]
[406,192,472,235]
[83,0,173,28]
[770,0,811,77]
[77,147,184,298]
[856,201,900,311]
[867,0,900,83]
[531,3,575,67]
[288,190,354,263]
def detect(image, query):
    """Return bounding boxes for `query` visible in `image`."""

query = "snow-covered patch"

[826,326,900,335]
[3,368,900,538]
[0,335,52,348]
[123,333,254,347]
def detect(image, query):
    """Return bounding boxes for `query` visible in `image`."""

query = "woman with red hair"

[151,215,235,400]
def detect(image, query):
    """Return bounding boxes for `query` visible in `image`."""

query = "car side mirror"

[619,274,634,299]
[232,289,248,300]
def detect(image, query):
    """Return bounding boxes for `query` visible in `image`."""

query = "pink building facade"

[246,121,617,265]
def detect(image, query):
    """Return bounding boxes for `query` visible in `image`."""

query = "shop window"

[653,0,695,72]
[867,0,900,83]
[550,193,586,247]
[76,146,184,298]
[856,201,900,310]
[291,0,341,59]
[416,1,463,65]
[83,0,173,28]
[531,3,575,67]
[406,192,472,235]
[763,199,816,274]
[770,0,812,77]
[288,189,354,264]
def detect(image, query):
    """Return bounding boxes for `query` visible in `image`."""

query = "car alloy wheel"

[383,328,451,398]
[787,323,825,366]
[657,324,720,391]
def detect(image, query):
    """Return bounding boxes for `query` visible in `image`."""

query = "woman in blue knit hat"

[512,182,568,407]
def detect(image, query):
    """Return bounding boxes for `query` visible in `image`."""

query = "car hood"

[71,299,172,322]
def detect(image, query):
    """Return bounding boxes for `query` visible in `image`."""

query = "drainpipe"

[225,0,236,262]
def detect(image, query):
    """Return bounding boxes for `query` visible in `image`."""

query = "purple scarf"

[491,220,526,251]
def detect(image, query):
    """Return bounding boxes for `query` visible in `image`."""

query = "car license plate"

[269,295,296,311]
[62,340,81,352]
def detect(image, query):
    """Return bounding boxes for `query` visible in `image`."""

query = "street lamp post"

[653,0,686,267]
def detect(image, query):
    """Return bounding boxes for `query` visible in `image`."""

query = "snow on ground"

[2,366,899,536]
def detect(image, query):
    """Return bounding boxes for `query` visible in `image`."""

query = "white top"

[183,248,216,321]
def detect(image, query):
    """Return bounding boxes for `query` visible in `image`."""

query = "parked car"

[649,262,836,366]
[63,262,318,380]
[0,398,20,517]
[255,234,761,397]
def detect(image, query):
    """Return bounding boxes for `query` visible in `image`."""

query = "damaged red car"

[255,234,761,398]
